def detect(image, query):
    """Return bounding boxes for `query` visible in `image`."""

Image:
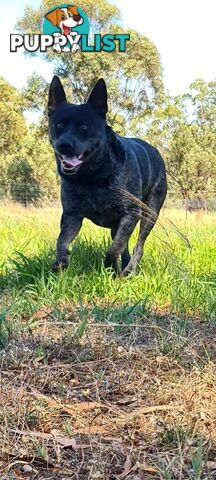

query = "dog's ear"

[87,79,108,118]
[48,76,66,114]
[67,5,79,15]
[67,5,81,21]
[45,8,58,26]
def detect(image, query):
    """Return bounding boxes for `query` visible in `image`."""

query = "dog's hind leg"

[105,214,138,274]
[121,192,165,277]
[111,227,131,271]
[121,247,131,270]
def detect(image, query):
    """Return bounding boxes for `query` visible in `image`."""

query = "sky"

[1,0,215,97]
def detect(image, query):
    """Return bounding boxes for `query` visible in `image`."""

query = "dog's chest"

[75,185,124,227]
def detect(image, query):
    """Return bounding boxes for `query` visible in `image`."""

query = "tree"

[0,78,27,154]
[16,0,164,134]
[0,77,58,202]
[143,79,216,199]
[143,96,184,155]
[20,125,59,199]
[0,77,27,185]
[185,79,216,129]
[170,81,216,197]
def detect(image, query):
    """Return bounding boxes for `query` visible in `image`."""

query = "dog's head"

[45,6,83,35]
[48,76,108,176]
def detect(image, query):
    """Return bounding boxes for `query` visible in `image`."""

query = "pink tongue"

[63,156,83,167]
[63,25,71,35]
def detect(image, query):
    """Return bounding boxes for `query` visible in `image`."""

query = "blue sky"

[1,0,216,96]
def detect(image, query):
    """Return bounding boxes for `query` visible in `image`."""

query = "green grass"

[0,205,215,325]
[0,205,216,478]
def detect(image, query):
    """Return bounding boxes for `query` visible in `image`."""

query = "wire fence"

[165,190,216,212]
[0,183,216,214]
[0,183,59,207]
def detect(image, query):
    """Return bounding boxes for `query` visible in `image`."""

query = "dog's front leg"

[104,214,138,274]
[52,214,82,271]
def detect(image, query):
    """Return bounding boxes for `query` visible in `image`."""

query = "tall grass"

[0,205,215,321]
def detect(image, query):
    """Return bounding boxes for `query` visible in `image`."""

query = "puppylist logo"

[43,4,90,53]
[10,4,130,54]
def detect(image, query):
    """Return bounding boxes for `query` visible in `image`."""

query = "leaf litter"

[1,316,216,479]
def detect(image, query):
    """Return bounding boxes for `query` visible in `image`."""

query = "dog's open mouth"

[59,147,96,172]
[62,24,71,35]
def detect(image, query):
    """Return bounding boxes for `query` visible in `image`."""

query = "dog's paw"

[104,255,120,275]
[72,43,80,53]
[120,267,134,277]
[52,260,69,272]
[53,45,61,53]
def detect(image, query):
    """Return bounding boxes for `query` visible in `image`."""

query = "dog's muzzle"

[57,145,98,174]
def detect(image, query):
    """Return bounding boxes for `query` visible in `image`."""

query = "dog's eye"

[57,123,63,129]
[80,124,88,131]
[61,14,66,20]
[68,12,72,18]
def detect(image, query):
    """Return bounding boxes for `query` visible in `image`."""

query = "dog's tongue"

[62,156,83,168]
[63,25,71,35]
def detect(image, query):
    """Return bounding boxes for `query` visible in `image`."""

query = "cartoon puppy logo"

[45,6,83,36]
[43,4,90,53]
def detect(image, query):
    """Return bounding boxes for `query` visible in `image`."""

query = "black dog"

[48,76,167,276]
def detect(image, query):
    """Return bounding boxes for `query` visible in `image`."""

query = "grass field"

[0,204,216,479]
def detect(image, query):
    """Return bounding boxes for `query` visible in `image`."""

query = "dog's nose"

[73,14,81,21]
[57,141,74,155]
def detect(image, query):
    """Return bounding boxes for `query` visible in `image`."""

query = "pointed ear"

[48,76,66,114]
[87,79,108,118]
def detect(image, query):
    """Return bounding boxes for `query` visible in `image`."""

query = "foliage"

[144,80,216,197]
[16,0,164,134]
[0,76,58,201]
[0,0,214,202]
[19,126,59,199]
[0,77,28,184]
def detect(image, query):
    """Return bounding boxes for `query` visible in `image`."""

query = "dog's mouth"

[62,15,82,35]
[58,146,96,173]
[62,24,71,35]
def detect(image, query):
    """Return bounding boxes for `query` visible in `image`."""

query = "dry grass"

[0,205,215,478]
[1,311,216,480]
[0,200,215,222]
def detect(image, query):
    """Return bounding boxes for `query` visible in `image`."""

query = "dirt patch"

[1,318,216,479]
